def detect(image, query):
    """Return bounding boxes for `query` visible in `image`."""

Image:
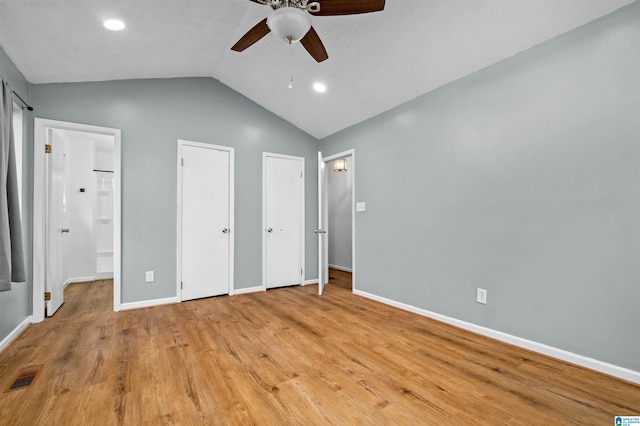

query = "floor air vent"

[6,365,43,392]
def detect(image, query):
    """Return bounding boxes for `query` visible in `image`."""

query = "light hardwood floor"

[1,270,638,425]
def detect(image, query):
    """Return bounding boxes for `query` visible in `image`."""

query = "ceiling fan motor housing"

[260,0,320,13]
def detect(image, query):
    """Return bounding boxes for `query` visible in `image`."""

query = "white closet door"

[263,154,304,289]
[179,142,233,301]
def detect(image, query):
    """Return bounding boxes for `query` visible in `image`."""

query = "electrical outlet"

[476,288,487,304]
[145,271,155,283]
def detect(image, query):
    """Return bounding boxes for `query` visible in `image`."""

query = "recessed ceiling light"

[104,19,125,31]
[313,82,327,93]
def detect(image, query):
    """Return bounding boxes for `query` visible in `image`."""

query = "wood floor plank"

[1,271,638,425]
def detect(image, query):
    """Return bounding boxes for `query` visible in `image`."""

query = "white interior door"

[45,129,67,316]
[264,154,304,289]
[179,141,233,301]
[317,152,328,295]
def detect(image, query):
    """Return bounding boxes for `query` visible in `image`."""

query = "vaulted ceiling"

[0,0,633,139]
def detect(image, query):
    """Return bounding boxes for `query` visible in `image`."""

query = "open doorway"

[33,119,121,321]
[322,150,355,292]
[55,129,115,283]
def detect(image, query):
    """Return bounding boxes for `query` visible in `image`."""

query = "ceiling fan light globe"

[267,7,311,43]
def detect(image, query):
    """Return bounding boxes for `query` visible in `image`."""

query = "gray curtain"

[0,79,26,291]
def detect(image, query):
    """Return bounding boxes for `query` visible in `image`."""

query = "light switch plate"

[145,271,155,282]
[476,288,487,304]
[356,202,366,212]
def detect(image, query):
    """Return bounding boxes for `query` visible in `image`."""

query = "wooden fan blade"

[231,18,270,52]
[311,0,385,16]
[300,27,329,63]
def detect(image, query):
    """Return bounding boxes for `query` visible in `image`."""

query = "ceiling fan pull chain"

[288,44,294,89]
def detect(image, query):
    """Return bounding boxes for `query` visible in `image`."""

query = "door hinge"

[301,269,303,275]
[301,171,303,178]
[181,281,183,290]
[44,292,51,301]
[181,158,184,166]
[45,144,52,154]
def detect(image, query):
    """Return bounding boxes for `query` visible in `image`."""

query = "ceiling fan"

[231,0,386,63]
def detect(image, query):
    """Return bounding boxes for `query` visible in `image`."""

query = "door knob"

[267,228,273,233]
[61,228,70,233]
[222,228,229,234]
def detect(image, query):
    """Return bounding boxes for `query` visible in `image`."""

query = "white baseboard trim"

[63,276,96,289]
[328,264,352,273]
[304,279,318,286]
[95,272,114,280]
[0,315,33,353]
[231,286,265,295]
[354,289,640,385]
[119,296,178,311]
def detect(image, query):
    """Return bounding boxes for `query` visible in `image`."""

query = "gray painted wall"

[320,3,640,371]
[0,48,32,341]
[31,77,319,303]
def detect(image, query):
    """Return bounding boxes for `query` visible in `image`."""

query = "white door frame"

[33,118,122,322]
[322,149,356,292]
[262,152,305,290]
[176,139,235,300]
